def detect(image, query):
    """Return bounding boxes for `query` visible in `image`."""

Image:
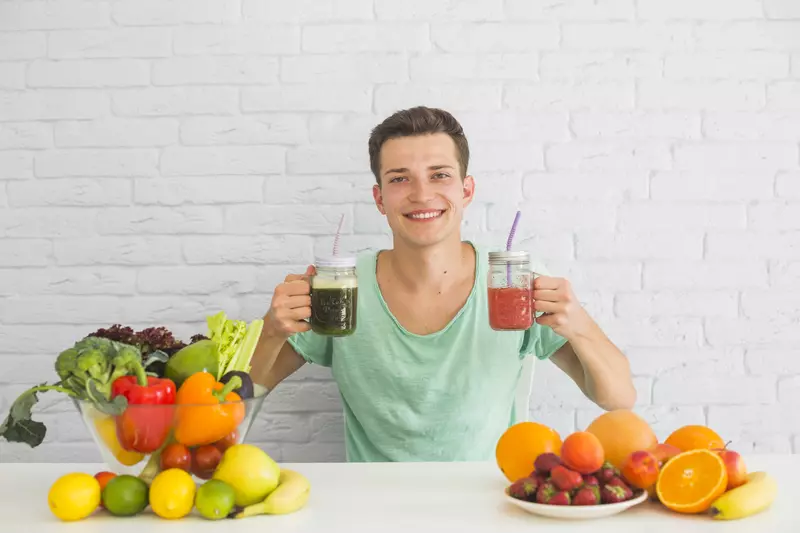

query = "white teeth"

[407,211,442,220]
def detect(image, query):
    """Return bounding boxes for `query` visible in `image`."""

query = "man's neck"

[382,238,474,293]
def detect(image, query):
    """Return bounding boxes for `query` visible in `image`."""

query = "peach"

[713,448,747,490]
[620,450,660,490]
[560,431,605,475]
[649,443,681,466]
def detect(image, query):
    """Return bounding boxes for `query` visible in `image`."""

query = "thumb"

[305,265,316,277]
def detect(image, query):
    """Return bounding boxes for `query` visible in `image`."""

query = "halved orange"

[655,449,728,514]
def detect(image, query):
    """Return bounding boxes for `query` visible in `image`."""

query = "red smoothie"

[488,286,533,331]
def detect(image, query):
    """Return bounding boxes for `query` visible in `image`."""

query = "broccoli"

[0,336,146,448]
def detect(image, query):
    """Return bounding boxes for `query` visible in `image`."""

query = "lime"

[102,474,149,517]
[48,472,101,521]
[195,479,236,520]
[149,468,196,519]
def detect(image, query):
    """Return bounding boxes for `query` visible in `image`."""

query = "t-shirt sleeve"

[287,330,333,367]
[520,322,568,360]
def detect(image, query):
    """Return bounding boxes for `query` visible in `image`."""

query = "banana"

[709,471,778,520]
[234,468,311,519]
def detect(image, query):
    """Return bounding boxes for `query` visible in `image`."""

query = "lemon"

[48,472,101,522]
[149,468,197,519]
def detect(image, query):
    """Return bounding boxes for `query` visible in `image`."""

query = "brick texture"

[0,0,798,463]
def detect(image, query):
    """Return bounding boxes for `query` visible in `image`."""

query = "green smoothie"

[310,276,358,336]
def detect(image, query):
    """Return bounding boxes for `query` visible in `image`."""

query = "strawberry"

[534,452,562,476]
[583,474,600,486]
[536,482,557,504]
[532,472,549,487]
[508,477,539,502]
[605,476,631,490]
[572,485,600,506]
[548,491,571,506]
[597,461,620,483]
[550,465,583,492]
[601,483,634,504]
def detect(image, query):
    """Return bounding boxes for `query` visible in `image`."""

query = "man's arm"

[550,336,636,411]
[533,276,637,411]
[249,334,306,392]
[249,265,316,391]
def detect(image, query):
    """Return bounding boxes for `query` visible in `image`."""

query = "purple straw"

[506,210,521,285]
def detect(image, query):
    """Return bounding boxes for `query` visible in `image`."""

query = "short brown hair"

[368,106,470,185]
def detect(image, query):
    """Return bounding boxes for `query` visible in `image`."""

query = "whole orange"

[560,431,605,474]
[664,425,726,452]
[495,422,562,483]
[585,409,658,469]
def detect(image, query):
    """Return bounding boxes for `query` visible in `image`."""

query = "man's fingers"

[533,300,560,314]
[532,275,561,290]
[282,294,311,309]
[287,306,311,321]
[536,312,566,328]
[532,288,560,302]
[278,279,311,297]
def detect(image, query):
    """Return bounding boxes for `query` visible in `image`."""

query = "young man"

[250,106,636,462]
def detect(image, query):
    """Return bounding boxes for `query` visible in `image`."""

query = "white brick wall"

[0,0,798,463]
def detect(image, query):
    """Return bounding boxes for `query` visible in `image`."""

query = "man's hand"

[264,265,315,339]
[532,275,594,341]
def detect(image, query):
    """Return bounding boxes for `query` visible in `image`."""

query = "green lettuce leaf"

[207,311,247,379]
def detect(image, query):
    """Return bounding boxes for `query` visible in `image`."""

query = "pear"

[212,444,280,507]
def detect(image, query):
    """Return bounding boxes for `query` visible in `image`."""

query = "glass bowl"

[73,383,269,483]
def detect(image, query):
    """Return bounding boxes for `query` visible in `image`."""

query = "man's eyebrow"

[385,167,409,175]
[384,165,455,175]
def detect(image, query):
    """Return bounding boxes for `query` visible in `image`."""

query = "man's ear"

[462,175,475,207]
[373,184,386,215]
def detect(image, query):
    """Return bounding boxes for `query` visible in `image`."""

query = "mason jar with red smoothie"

[487,251,533,331]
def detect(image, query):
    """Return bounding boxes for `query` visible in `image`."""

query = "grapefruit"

[585,409,658,469]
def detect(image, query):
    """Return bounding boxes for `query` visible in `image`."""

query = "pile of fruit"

[497,410,778,520]
[47,444,311,522]
[508,436,642,506]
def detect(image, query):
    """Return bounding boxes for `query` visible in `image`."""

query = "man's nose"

[409,177,434,202]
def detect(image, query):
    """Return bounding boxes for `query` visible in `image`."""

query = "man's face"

[372,133,475,249]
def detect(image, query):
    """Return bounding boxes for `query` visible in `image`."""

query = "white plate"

[504,487,648,520]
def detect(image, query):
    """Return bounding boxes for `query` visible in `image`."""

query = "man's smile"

[403,209,447,221]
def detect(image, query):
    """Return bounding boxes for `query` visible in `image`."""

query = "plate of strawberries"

[504,450,648,520]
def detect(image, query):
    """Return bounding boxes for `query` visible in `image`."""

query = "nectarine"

[560,432,605,475]
[620,450,660,490]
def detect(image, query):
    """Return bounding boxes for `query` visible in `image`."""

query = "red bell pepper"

[111,363,176,454]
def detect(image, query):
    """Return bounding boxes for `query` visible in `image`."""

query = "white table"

[2,454,796,531]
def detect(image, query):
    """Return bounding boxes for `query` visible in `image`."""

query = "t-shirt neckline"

[370,241,480,339]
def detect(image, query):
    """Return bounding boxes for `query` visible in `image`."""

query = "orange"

[664,425,726,452]
[585,409,658,469]
[495,422,562,483]
[655,449,728,514]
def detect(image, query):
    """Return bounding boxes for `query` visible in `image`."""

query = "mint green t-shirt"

[287,243,567,462]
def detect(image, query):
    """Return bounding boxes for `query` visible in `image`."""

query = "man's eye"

[390,176,407,183]
[433,173,449,179]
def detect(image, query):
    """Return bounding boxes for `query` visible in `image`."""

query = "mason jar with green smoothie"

[310,256,358,337]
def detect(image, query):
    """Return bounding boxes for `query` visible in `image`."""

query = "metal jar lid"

[488,251,530,264]
[315,256,357,268]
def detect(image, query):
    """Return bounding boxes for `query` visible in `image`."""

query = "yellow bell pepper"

[94,415,145,467]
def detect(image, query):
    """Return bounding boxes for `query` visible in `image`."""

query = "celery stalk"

[224,319,264,375]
